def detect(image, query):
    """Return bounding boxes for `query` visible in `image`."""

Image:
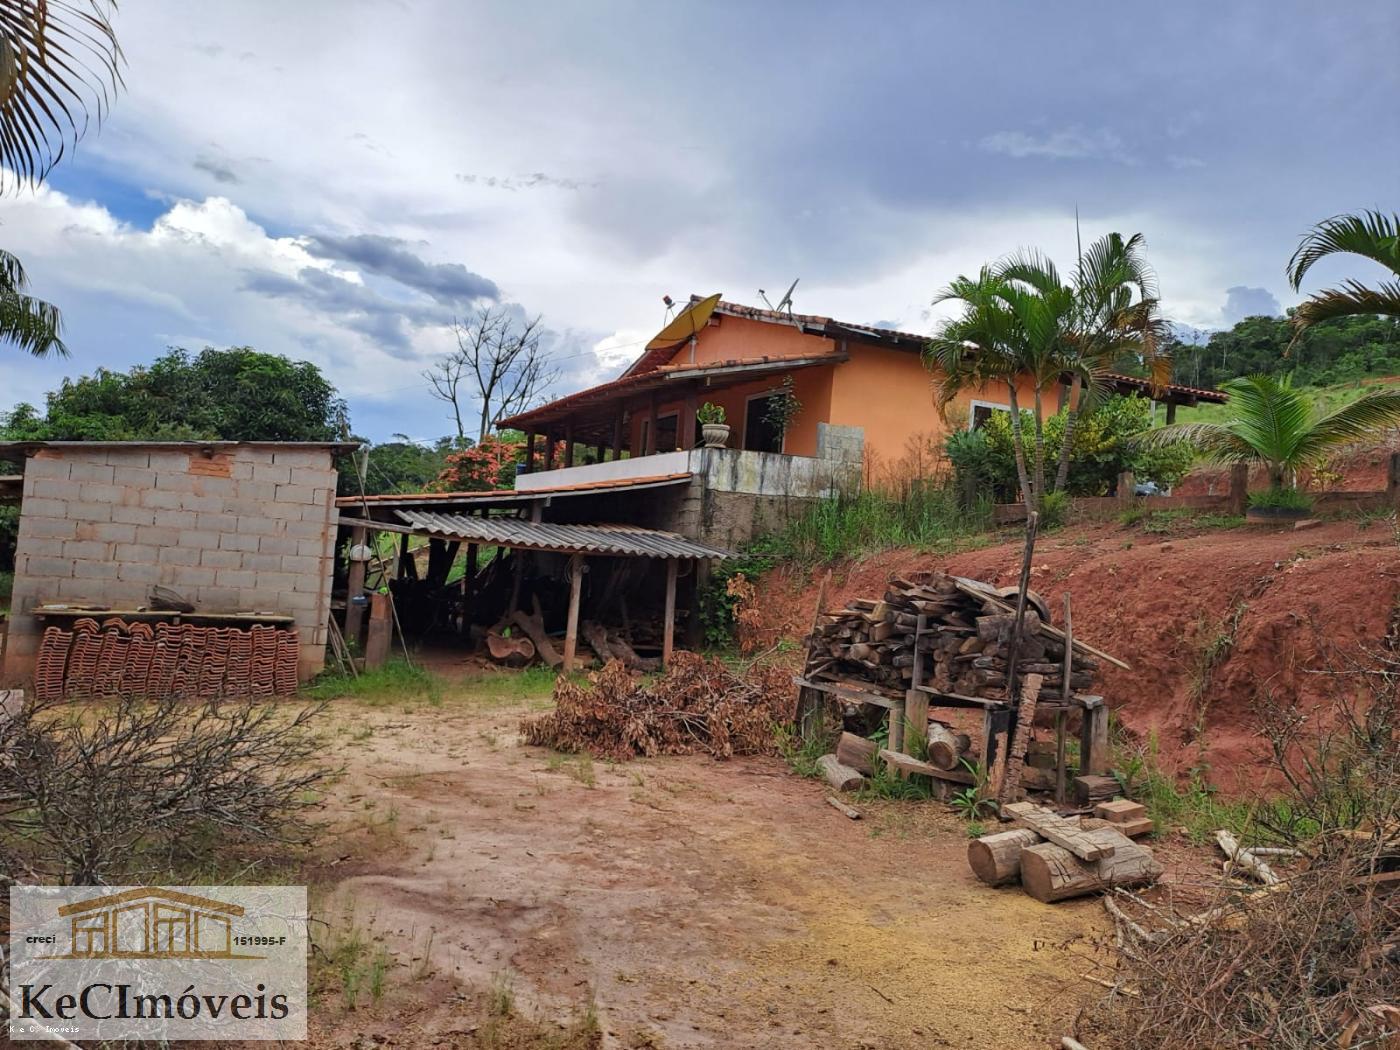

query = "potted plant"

[697,402,729,448]
[1141,374,1400,525]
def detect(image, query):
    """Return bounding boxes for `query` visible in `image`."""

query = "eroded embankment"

[755,519,1400,788]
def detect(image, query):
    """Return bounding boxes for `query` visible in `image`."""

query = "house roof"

[0,439,361,457]
[1103,372,1228,404]
[58,887,246,917]
[336,472,693,510]
[344,512,731,560]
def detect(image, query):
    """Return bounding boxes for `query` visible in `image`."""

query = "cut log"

[1020,840,1164,903]
[510,599,563,669]
[605,631,658,672]
[1003,801,1123,861]
[968,828,1042,886]
[818,754,865,792]
[926,722,971,770]
[485,631,535,666]
[1096,799,1148,823]
[878,748,975,784]
[580,620,616,665]
[1073,774,1120,808]
[836,732,878,776]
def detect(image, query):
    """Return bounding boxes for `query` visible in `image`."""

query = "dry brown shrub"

[518,653,795,761]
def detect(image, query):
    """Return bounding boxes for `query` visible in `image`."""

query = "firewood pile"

[519,652,794,761]
[805,571,1101,702]
[967,799,1163,903]
[34,618,299,701]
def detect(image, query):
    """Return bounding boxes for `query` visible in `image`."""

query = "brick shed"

[0,441,357,686]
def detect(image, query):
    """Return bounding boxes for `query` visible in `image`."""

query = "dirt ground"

[305,679,1106,1049]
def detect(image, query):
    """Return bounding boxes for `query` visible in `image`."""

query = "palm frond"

[1287,211,1400,291]
[996,249,1063,296]
[1290,278,1400,329]
[0,0,123,188]
[0,287,65,355]
[1136,420,1256,464]
[1293,388,1400,463]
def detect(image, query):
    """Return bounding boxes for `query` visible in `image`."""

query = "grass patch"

[782,484,994,563]
[774,723,834,778]
[1119,507,1246,534]
[544,752,596,787]
[306,659,441,707]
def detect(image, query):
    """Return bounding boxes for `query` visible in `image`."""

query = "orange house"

[499,296,1224,489]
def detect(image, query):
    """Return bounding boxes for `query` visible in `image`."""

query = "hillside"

[755,515,1399,789]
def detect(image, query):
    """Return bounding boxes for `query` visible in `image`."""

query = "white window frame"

[742,388,786,454]
[968,399,1011,431]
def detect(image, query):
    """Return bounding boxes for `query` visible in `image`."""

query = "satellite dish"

[644,292,721,353]
[759,278,799,315]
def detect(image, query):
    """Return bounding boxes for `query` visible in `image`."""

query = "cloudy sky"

[0,1,1396,442]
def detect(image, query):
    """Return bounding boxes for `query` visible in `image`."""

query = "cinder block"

[19,537,66,558]
[63,540,111,560]
[66,501,112,523]
[280,554,322,575]
[289,467,334,487]
[230,460,255,481]
[200,549,243,569]
[28,556,75,578]
[153,470,194,494]
[241,553,283,572]
[253,464,291,485]
[292,574,326,594]
[115,562,159,584]
[105,449,151,468]
[178,494,223,514]
[253,570,299,593]
[277,591,323,613]
[111,505,157,527]
[140,489,183,510]
[191,476,237,498]
[81,522,138,544]
[273,449,330,469]
[79,483,126,505]
[57,577,110,600]
[156,546,201,566]
[282,518,328,540]
[218,532,259,552]
[258,535,298,556]
[195,512,239,533]
[113,543,160,563]
[20,498,66,519]
[22,457,70,481]
[30,478,79,500]
[235,515,283,537]
[145,452,191,472]
[151,508,198,530]
[214,569,258,589]
[69,461,116,484]
[137,525,182,547]
[222,498,273,517]
[112,466,157,489]
[194,586,240,608]
[274,483,318,506]
[73,560,120,580]
[165,565,216,588]
[21,517,77,540]
[297,538,328,557]
[175,529,220,549]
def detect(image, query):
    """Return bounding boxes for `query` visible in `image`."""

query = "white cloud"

[978,126,1137,165]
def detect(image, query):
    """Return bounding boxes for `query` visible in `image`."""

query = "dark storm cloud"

[1221,286,1283,324]
[301,234,499,306]
[193,155,240,184]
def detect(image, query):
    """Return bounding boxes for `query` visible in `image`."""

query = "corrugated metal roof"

[389,510,731,559]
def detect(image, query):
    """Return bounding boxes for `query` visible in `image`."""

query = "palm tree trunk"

[1053,374,1082,493]
[1031,385,1047,508]
[1005,382,1035,512]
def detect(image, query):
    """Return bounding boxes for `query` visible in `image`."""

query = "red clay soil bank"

[756,519,1400,791]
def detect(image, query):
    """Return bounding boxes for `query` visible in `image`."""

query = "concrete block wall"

[3,445,338,685]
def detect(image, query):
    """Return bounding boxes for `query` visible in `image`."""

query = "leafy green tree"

[1288,211,1400,335]
[2,347,348,442]
[1141,374,1400,496]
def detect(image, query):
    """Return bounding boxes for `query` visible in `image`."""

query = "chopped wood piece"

[968,828,1042,886]
[825,795,861,820]
[1095,799,1148,823]
[998,672,1043,802]
[817,754,865,792]
[1216,829,1280,885]
[1073,774,1120,807]
[835,732,877,776]
[1021,840,1164,902]
[486,631,535,665]
[1114,816,1155,839]
[926,722,971,770]
[878,748,975,784]
[1004,801,1125,861]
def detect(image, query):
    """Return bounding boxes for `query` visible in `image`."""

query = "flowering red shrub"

[433,435,522,491]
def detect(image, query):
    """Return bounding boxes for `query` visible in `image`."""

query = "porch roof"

[496,352,842,437]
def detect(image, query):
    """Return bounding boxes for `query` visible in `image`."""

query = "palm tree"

[0,247,64,355]
[1288,211,1400,336]
[1139,373,1400,495]
[0,0,123,186]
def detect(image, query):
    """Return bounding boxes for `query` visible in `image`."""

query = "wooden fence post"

[345,525,367,645]
[1077,695,1110,775]
[1388,452,1400,509]
[365,592,392,669]
[562,553,584,673]
[1117,471,1135,505]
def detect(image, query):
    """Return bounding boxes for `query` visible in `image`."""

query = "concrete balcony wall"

[516,447,860,499]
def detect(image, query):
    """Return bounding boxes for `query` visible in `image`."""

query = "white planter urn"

[700,423,730,448]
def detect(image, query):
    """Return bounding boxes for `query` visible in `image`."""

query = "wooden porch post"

[345,525,368,645]
[524,431,536,473]
[562,553,584,673]
[365,592,392,669]
[645,393,658,455]
[662,558,679,669]
[564,423,575,469]
[543,430,555,470]
[680,389,697,450]
[1165,401,1177,425]
[612,416,624,460]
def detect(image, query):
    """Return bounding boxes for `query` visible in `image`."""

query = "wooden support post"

[345,525,367,644]
[1165,401,1177,425]
[902,687,929,756]
[544,431,555,471]
[365,592,392,669]
[1117,471,1135,505]
[662,557,679,669]
[507,549,525,617]
[1055,592,1073,805]
[564,423,575,468]
[524,431,536,473]
[612,417,624,460]
[680,390,697,450]
[465,542,479,593]
[645,393,658,455]
[889,691,906,755]
[1078,695,1110,775]
[396,533,410,579]
[562,553,584,673]
[982,704,1012,794]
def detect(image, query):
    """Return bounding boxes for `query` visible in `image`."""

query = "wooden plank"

[1003,801,1124,861]
[662,557,679,669]
[878,748,975,784]
[902,688,930,757]
[911,686,1007,709]
[1079,695,1111,776]
[790,676,899,710]
[1056,591,1072,804]
[998,672,1043,803]
[562,553,584,672]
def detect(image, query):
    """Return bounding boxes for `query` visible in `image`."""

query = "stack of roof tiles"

[32,618,300,702]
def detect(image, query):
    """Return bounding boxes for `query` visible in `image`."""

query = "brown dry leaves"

[519,652,795,761]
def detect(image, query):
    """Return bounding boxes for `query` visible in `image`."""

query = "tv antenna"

[758,277,799,315]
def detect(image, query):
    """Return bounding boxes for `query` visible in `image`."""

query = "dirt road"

[311,686,1101,1048]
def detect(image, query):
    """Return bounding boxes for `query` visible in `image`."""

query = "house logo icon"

[48,887,260,961]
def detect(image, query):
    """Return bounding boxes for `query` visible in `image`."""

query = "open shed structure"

[338,484,730,672]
